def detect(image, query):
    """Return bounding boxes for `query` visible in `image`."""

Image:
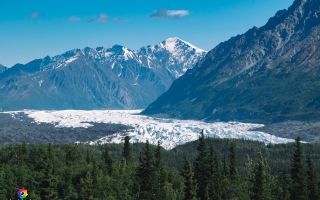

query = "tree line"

[0,132,319,199]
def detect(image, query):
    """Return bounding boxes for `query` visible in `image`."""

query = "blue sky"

[0,0,294,67]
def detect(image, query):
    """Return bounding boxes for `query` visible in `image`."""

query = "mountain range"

[0,38,206,110]
[142,0,320,123]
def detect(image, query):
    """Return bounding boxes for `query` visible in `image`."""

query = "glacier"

[5,110,295,150]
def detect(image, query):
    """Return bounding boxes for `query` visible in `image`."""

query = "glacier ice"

[5,110,295,150]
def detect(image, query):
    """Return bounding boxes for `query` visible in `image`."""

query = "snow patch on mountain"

[5,110,294,150]
[123,47,134,60]
[105,52,113,57]
[38,80,43,87]
[178,38,206,54]
[65,56,78,64]
[42,49,81,70]
[163,37,178,52]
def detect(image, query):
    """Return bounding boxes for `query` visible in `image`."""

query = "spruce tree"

[2,165,16,199]
[183,155,196,200]
[86,149,91,164]
[103,147,113,175]
[155,141,163,168]
[228,142,238,181]
[155,141,167,189]
[137,140,156,199]
[40,144,58,200]
[18,141,29,165]
[290,136,308,200]
[207,143,222,199]
[221,142,240,199]
[92,157,99,195]
[251,153,273,200]
[220,155,231,200]
[122,136,132,163]
[306,155,319,200]
[222,155,229,178]
[278,173,290,200]
[65,144,81,166]
[194,130,209,200]
[83,170,94,200]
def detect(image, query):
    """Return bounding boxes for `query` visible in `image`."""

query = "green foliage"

[306,155,319,199]
[276,173,291,200]
[154,141,167,191]
[194,130,209,200]
[290,136,308,200]
[123,136,133,163]
[182,155,196,200]
[228,142,238,181]
[0,136,320,199]
[136,140,157,199]
[103,146,113,175]
[250,152,274,200]
[207,143,222,199]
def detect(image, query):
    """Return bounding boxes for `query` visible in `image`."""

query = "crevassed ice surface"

[7,110,294,150]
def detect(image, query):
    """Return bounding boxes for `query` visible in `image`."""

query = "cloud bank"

[149,8,189,20]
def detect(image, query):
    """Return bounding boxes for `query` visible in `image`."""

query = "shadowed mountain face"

[142,0,320,123]
[0,38,206,110]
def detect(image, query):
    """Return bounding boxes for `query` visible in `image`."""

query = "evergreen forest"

[1,132,320,200]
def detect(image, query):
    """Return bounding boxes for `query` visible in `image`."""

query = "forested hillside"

[0,135,320,199]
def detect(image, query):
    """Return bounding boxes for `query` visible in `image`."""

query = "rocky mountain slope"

[0,64,7,73]
[142,0,320,123]
[0,38,206,110]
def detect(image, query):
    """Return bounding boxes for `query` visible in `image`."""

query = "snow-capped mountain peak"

[127,37,207,77]
[162,37,180,52]
[162,37,207,55]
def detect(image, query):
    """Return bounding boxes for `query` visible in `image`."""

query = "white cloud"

[149,8,190,20]
[167,10,189,17]
[96,13,108,22]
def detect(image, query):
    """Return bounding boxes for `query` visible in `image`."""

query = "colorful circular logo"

[17,188,28,199]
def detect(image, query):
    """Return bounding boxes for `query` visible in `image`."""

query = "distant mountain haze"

[0,38,206,110]
[142,0,320,123]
